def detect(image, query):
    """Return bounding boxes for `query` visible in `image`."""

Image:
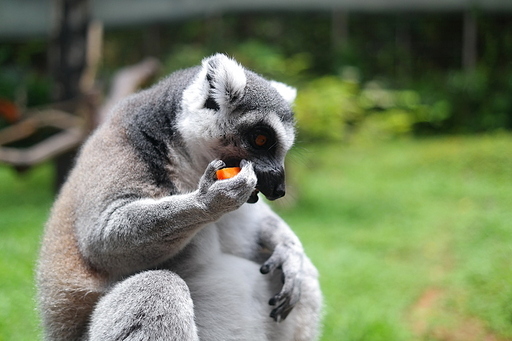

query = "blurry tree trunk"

[331,10,349,52]
[50,0,90,191]
[395,15,412,80]
[463,10,478,72]
[96,57,160,125]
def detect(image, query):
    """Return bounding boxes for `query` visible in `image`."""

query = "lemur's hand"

[260,243,304,322]
[198,159,257,214]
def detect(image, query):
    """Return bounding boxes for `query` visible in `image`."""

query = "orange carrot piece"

[216,167,241,180]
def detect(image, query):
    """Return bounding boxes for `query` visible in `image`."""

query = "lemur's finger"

[260,242,300,275]
[260,253,282,275]
[238,160,256,180]
[209,159,227,175]
[269,283,300,322]
[239,159,250,169]
[270,278,301,307]
[232,160,257,189]
[260,261,277,275]
[199,160,225,193]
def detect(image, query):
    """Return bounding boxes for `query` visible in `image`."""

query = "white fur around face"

[178,54,247,167]
[270,81,297,105]
[179,54,247,145]
[180,53,247,117]
[204,54,246,109]
[267,113,296,155]
[178,69,215,168]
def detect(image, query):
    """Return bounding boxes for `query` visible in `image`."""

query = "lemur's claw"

[270,300,294,322]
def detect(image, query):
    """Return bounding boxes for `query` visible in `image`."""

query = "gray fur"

[37,53,322,341]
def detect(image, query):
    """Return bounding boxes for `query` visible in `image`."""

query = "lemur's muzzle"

[253,167,286,202]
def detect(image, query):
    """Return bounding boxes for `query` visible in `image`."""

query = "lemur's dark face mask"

[250,165,286,204]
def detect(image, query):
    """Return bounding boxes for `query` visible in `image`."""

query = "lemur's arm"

[255,206,308,322]
[77,160,256,278]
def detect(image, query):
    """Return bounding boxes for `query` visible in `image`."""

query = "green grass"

[0,164,53,341]
[279,133,512,341]
[1,134,512,340]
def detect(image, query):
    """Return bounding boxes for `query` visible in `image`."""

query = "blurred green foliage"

[0,42,52,129]
[419,66,512,133]
[161,40,312,85]
[0,42,51,106]
[293,74,451,142]
[1,11,511,136]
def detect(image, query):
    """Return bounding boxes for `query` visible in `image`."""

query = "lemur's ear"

[202,54,246,111]
[270,81,297,105]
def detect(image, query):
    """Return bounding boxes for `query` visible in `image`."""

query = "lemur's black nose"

[255,167,286,201]
[272,183,286,200]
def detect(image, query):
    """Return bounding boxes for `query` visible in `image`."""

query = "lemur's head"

[178,53,296,202]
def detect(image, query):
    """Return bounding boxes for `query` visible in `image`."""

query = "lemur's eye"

[254,134,268,147]
[248,126,276,151]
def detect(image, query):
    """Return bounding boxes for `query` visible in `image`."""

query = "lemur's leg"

[88,270,199,341]
[287,257,323,341]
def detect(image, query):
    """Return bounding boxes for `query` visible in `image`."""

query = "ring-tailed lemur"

[37,53,322,341]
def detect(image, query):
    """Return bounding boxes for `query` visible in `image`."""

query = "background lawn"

[0,163,53,340]
[1,134,511,340]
